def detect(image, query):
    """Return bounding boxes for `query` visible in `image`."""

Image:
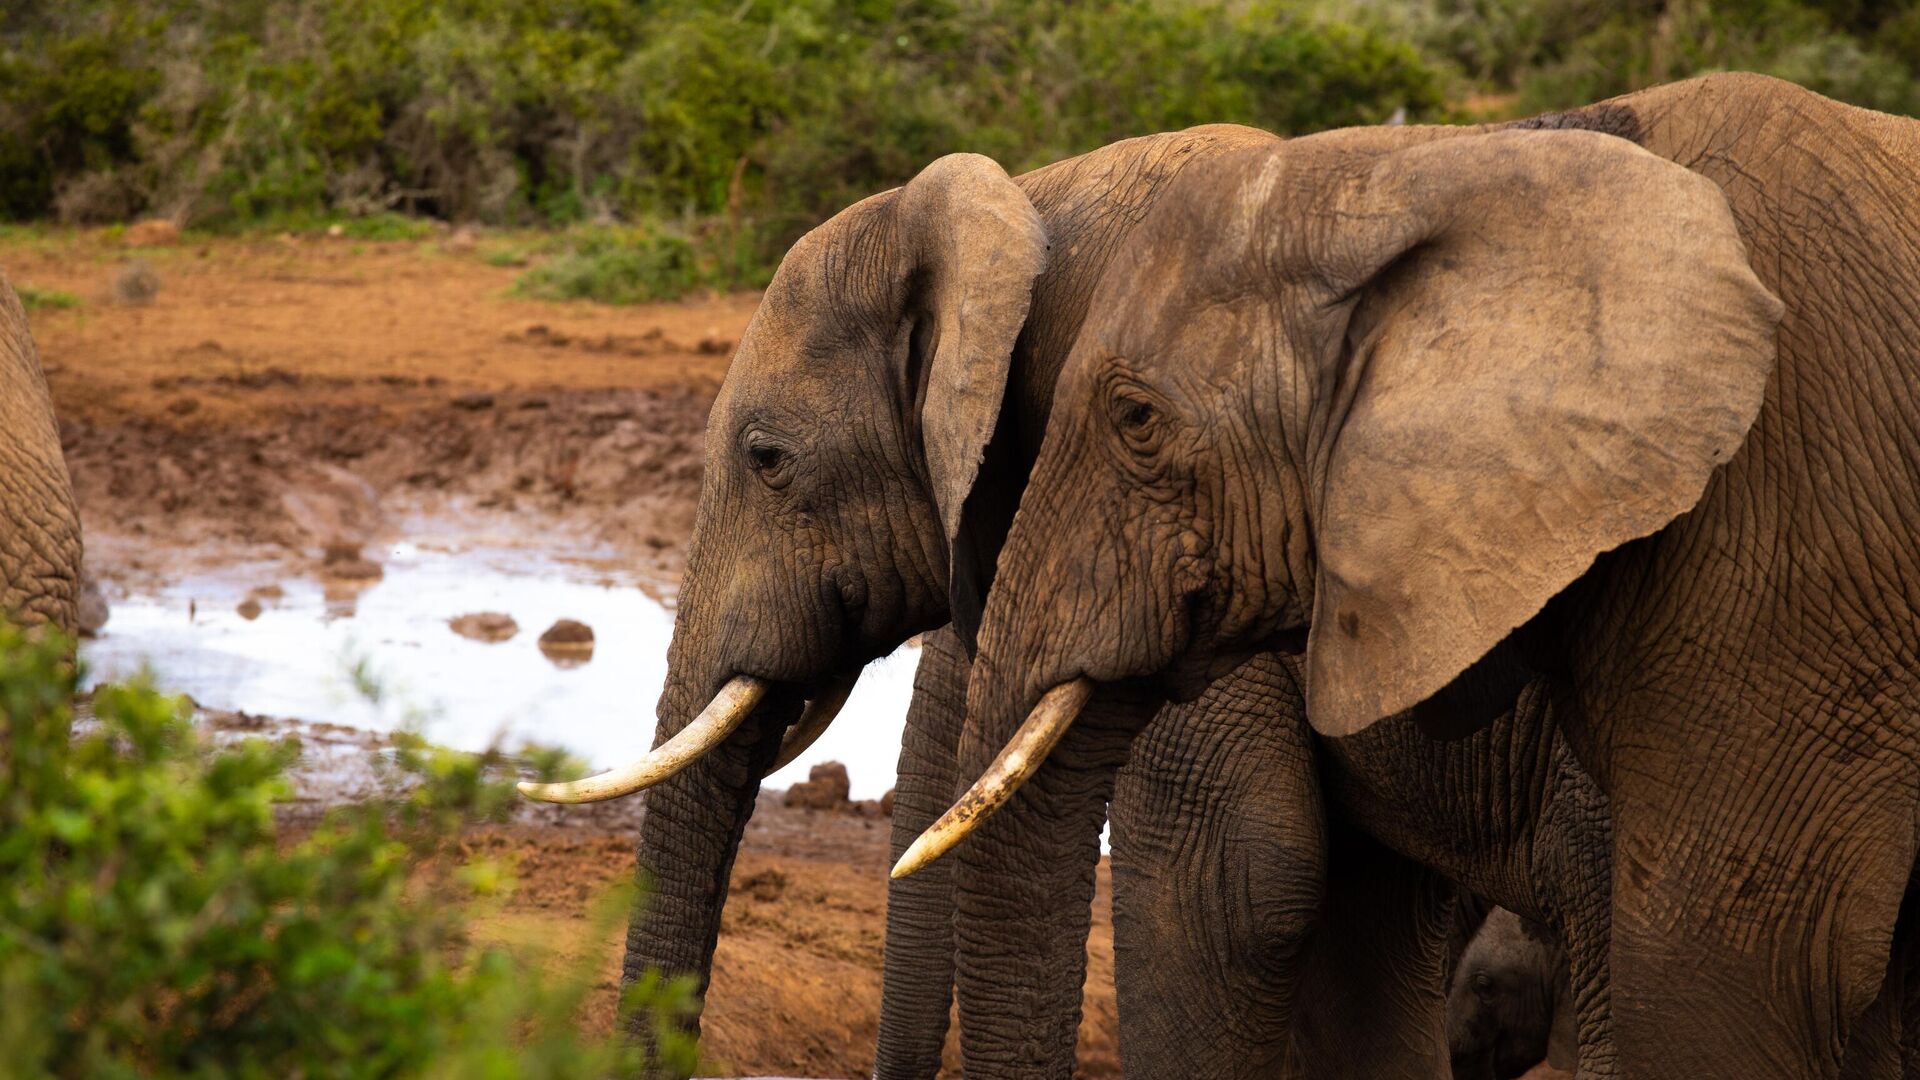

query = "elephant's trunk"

[874,628,969,1078]
[619,662,797,1055]
[950,694,1147,1077]
[945,612,1154,1077]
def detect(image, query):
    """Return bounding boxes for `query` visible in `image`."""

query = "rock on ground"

[784,761,851,810]
[449,611,518,643]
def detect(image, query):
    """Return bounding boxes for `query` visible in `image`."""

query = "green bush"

[514,226,708,304]
[0,625,698,1077]
[1366,0,1920,116]
[5,0,1913,298]
[0,0,1448,294]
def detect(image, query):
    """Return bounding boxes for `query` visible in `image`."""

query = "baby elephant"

[1448,906,1575,1080]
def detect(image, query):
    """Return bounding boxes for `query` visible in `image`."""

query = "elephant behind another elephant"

[1448,906,1576,1080]
[0,271,83,635]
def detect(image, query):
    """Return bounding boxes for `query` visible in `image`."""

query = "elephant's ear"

[887,152,1044,641]
[892,154,1049,641]
[1295,129,1782,735]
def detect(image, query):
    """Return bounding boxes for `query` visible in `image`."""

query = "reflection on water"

[81,541,919,800]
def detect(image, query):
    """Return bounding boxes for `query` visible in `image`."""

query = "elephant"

[0,271,82,635]
[1448,906,1576,1079]
[517,124,1384,1077]
[906,72,1920,1078]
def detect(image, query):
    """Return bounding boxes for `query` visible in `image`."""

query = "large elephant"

[0,272,82,635]
[520,125,1381,1077]
[909,73,1920,1077]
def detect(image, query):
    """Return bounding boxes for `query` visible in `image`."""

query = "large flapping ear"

[891,154,1049,585]
[1295,129,1782,735]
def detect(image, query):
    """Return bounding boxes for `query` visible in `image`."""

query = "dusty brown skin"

[0,271,83,633]
[623,126,1367,1079]
[954,73,1920,1078]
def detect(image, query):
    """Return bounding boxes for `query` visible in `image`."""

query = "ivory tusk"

[770,673,859,772]
[517,675,768,803]
[890,677,1094,879]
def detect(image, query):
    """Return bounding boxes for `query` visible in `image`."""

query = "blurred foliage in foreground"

[1,0,1915,301]
[0,625,698,1078]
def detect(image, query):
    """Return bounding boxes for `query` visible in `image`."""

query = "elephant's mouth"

[515,671,859,804]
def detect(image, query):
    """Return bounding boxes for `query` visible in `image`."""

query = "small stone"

[236,598,262,620]
[321,540,361,565]
[76,575,109,636]
[449,611,518,643]
[452,391,495,411]
[319,541,382,582]
[740,868,787,903]
[537,618,595,666]
[123,219,180,247]
[167,396,200,416]
[784,761,851,810]
[326,224,346,238]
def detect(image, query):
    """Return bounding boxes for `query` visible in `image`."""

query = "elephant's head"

[526,153,1046,805]
[899,126,1782,874]
[1447,907,1573,1080]
[512,152,1049,1049]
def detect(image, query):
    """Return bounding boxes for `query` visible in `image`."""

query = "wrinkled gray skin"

[953,73,1920,1079]
[1449,907,1576,1080]
[0,271,83,635]
[621,125,1369,1078]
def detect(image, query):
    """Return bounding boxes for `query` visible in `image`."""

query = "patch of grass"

[16,286,80,311]
[514,226,704,304]
[331,212,440,242]
[483,243,533,268]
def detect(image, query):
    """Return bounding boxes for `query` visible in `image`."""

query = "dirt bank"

[10,230,749,586]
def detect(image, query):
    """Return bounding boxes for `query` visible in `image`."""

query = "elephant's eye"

[744,439,793,488]
[1110,389,1166,457]
[1470,973,1495,1000]
[748,444,785,472]
[1117,400,1156,429]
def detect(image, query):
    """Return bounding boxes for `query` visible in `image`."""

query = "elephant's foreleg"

[875,628,969,1078]
[1108,652,1322,1078]
[1836,873,1920,1079]
[1288,826,1455,1078]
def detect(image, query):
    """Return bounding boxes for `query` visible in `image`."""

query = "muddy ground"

[7,229,1116,1079]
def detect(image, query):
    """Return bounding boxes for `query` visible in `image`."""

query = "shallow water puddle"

[81,542,918,800]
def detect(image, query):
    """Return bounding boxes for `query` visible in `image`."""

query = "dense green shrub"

[0,0,1445,290]
[4,0,1914,298]
[1366,0,1920,116]
[0,625,698,1077]
[514,225,709,304]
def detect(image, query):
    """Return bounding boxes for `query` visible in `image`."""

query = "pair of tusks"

[514,673,858,804]
[515,669,1095,886]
